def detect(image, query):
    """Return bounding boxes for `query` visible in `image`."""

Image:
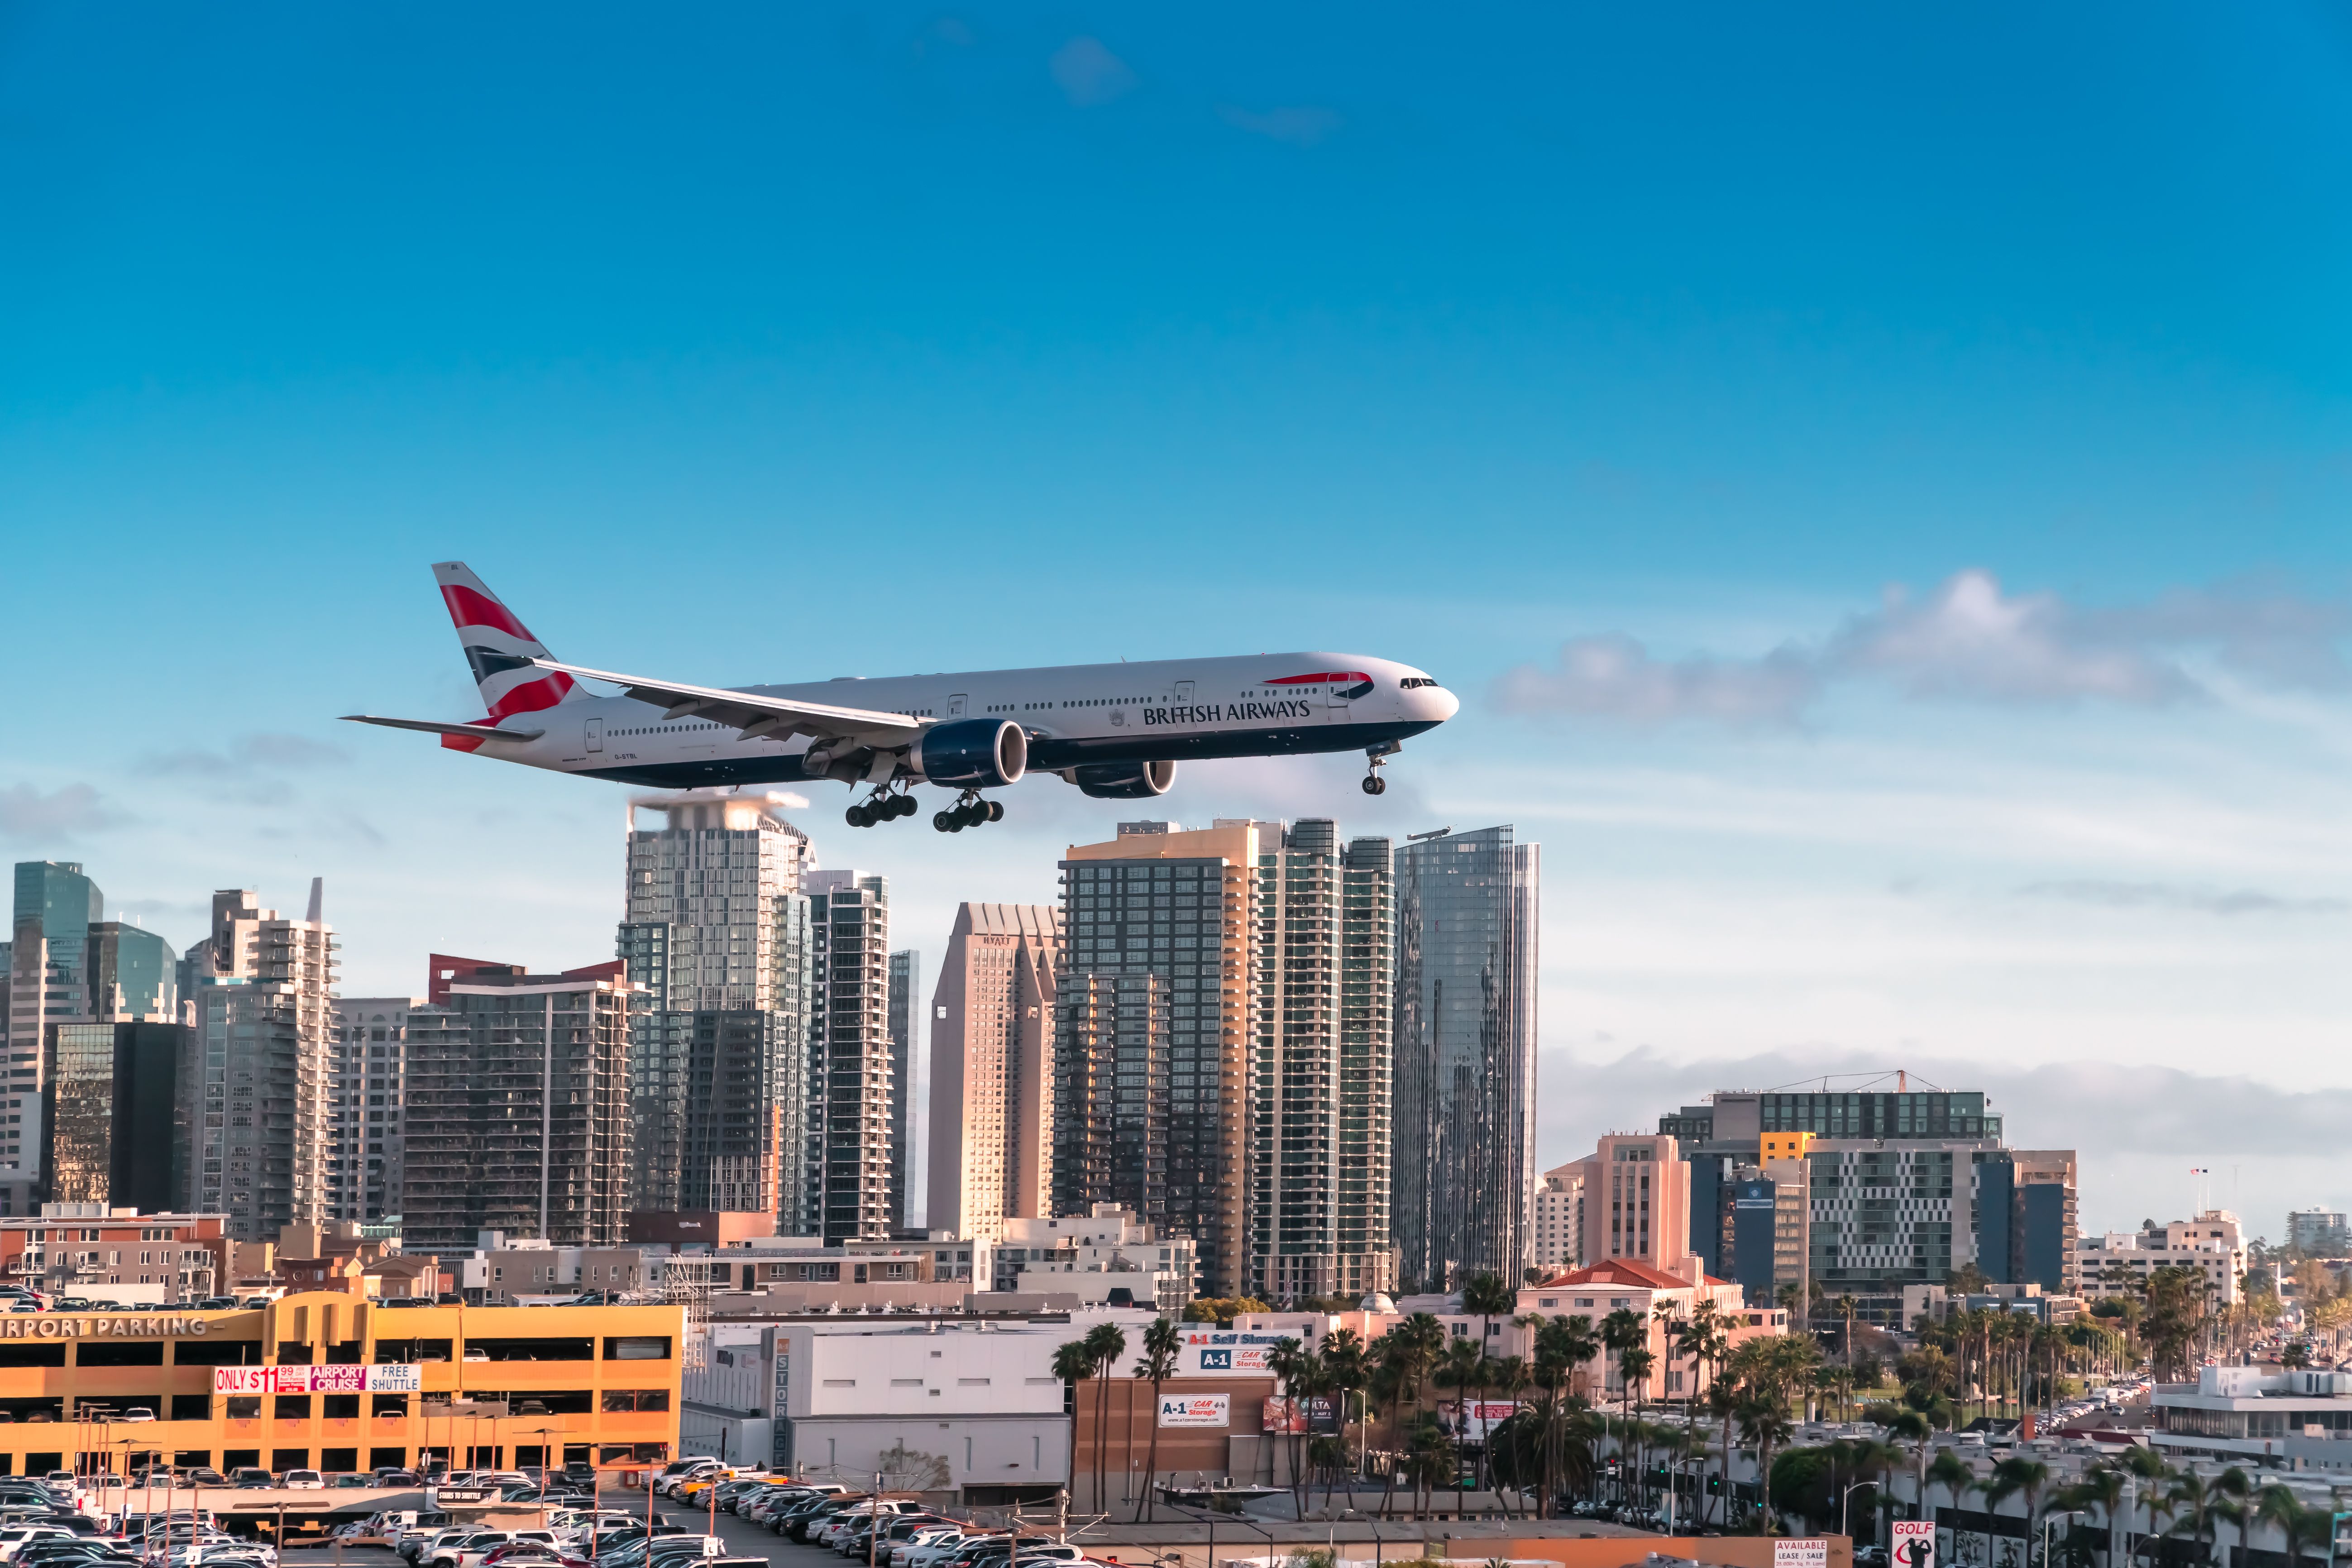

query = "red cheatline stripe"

[440,583,535,641]
[488,673,574,720]
[1264,671,1370,685]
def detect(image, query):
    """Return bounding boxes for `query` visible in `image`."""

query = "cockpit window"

[1399,676,1440,689]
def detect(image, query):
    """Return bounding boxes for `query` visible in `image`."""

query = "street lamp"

[1841,1480,1877,1546]
[2042,1508,2087,1568]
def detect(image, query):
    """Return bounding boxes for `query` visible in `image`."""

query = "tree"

[1052,1338,1096,1516]
[1461,1272,1515,1492]
[1984,1458,2051,1566]
[1266,1337,1316,1520]
[1376,1314,1448,1520]
[2165,1466,2248,1568]
[1837,1295,1861,1368]
[1130,1317,1181,1521]
[1532,1314,1601,1518]
[1433,1337,1485,1506]
[1081,1321,1128,1515]
[2257,1484,2336,1568]
[1319,1327,1369,1514]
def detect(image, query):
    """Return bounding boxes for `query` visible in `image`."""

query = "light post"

[2042,1509,2087,1568]
[1841,1481,1877,1546]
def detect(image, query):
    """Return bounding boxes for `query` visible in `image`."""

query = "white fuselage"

[474,650,1456,792]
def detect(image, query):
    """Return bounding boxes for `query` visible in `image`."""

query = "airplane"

[343,563,1460,832]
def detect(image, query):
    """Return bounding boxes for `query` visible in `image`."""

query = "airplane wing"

[340,716,545,742]
[526,659,930,746]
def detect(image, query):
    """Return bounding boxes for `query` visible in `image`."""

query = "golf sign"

[1894,1520,1936,1568]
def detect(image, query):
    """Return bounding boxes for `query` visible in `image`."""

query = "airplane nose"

[1428,686,1460,722]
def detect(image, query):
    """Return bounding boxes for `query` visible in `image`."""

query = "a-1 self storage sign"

[1158,1393,1230,1428]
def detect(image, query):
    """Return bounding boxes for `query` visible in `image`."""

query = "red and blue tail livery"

[347,562,1457,831]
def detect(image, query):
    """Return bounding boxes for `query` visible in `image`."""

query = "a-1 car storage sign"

[1157,1393,1230,1428]
[215,1364,421,1393]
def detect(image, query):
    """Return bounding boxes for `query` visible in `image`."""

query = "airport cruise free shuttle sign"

[214,1365,423,1393]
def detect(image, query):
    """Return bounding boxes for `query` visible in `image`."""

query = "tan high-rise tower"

[1054,820,1259,1300]
[925,904,1062,1242]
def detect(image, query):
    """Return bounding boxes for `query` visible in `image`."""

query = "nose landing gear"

[932,793,1005,832]
[1362,740,1401,795]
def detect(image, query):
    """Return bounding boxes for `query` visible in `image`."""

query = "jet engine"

[1072,760,1176,798]
[910,718,1027,788]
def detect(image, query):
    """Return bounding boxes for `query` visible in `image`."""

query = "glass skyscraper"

[1392,825,1540,1291]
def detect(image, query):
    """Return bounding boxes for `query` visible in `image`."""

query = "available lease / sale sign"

[213,1364,421,1393]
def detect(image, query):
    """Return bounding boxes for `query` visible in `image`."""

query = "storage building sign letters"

[213,1365,422,1393]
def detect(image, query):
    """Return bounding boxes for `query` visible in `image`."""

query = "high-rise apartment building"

[181,884,337,1240]
[402,965,632,1251]
[1053,820,1257,1298]
[617,792,815,1228]
[1247,820,1395,1302]
[3,860,188,1214]
[888,949,922,1232]
[4,863,101,1211]
[926,904,1062,1243]
[1392,826,1539,1291]
[1532,1162,1585,1270]
[807,870,892,1244]
[2288,1209,2351,1256]
[1665,1084,2077,1323]
[328,997,422,1223]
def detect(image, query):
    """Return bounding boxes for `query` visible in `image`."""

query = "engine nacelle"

[911,718,1027,788]
[1073,760,1176,799]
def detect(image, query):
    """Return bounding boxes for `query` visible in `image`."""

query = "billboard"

[1893,1521,1936,1568]
[1158,1393,1231,1428]
[1175,1328,1288,1377]
[214,1364,421,1393]
[1260,1396,1339,1434]
[1437,1399,1520,1439]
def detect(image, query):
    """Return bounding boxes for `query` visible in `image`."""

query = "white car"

[891,1529,966,1568]
[904,1537,982,1568]
[281,1471,326,1492]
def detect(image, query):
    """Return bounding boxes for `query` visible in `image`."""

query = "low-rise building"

[0,1205,226,1302]
[684,1316,1075,1501]
[997,1204,1194,1308]
[2154,1364,2352,1471]
[0,1291,679,1475]
[2075,1209,2244,1305]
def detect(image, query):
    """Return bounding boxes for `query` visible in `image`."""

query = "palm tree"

[1837,1295,1861,1369]
[1052,1338,1096,1516]
[1487,1353,1531,1516]
[2165,1465,2248,1568]
[1704,1379,1742,1528]
[1926,1447,1980,1524]
[1736,1390,1793,1534]
[1984,1458,2051,1566]
[1535,1314,1601,1518]
[1379,1314,1448,1520]
[1319,1326,1368,1514]
[1130,1317,1181,1521]
[1885,1408,1934,1531]
[1433,1337,1483,1504]
[1265,1337,1315,1519]
[1080,1321,1128,1514]
[1462,1272,1516,1479]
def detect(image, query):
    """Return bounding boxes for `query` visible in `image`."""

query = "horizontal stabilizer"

[339,715,545,742]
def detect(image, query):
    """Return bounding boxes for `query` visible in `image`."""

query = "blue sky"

[6,2,2352,1236]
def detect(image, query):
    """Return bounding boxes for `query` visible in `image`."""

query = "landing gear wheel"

[846,804,872,827]
[933,811,954,832]
[986,799,1004,822]
[894,794,918,819]
[1362,775,1386,796]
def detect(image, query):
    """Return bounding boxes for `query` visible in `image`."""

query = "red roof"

[1535,1259,1692,1291]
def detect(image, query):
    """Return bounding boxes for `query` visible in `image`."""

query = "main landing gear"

[845,791,919,829]
[934,793,1004,833]
[1362,740,1401,795]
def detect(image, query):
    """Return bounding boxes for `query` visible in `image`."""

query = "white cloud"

[1215,104,1342,147]
[0,782,119,841]
[143,731,349,777]
[1049,37,1135,107]
[1492,569,2352,722]
[2018,879,2348,916]
[1492,632,1817,722]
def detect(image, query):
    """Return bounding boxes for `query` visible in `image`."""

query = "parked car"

[229,1470,274,1491]
[280,1471,325,1492]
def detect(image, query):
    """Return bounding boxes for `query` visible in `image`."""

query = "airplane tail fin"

[430,561,586,724]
